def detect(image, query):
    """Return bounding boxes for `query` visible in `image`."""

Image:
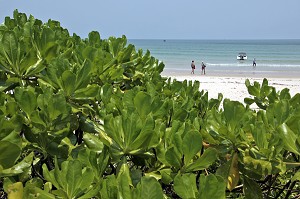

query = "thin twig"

[284,181,297,199]
[274,180,291,199]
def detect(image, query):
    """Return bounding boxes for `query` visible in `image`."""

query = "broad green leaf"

[165,147,182,169]
[75,60,92,90]
[109,66,124,80]
[43,159,97,199]
[37,28,58,61]
[43,43,58,61]
[23,178,44,190]
[290,93,300,108]
[78,181,100,199]
[104,114,124,149]
[100,175,118,199]
[73,85,99,99]
[37,89,63,121]
[198,174,226,199]
[88,31,101,47]
[130,116,155,152]
[44,182,52,193]
[131,169,143,187]
[251,122,268,149]
[286,114,300,135]
[1,31,19,74]
[65,160,82,198]
[152,99,171,118]
[42,164,60,189]
[61,70,76,96]
[14,87,37,116]
[174,173,197,199]
[243,155,277,175]
[243,176,263,199]
[261,84,273,98]
[51,190,68,198]
[169,126,184,155]
[83,133,104,152]
[1,129,22,148]
[20,49,41,76]
[99,84,113,104]
[23,185,55,199]
[158,169,172,185]
[42,57,69,89]
[292,171,300,182]
[134,91,152,119]
[244,97,255,106]
[54,158,66,189]
[7,182,23,199]
[277,123,300,155]
[108,36,126,57]
[0,140,21,169]
[268,100,290,125]
[185,148,218,172]
[139,176,164,199]
[216,159,231,183]
[223,99,246,131]
[173,108,188,122]
[245,79,260,97]
[279,88,291,100]
[117,163,133,199]
[77,147,109,180]
[0,152,33,177]
[119,44,134,62]
[23,54,44,77]
[13,9,27,26]
[80,115,113,147]
[121,112,142,151]
[182,130,202,165]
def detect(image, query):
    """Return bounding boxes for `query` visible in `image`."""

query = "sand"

[162,71,300,106]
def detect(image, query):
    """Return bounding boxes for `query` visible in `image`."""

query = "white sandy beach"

[162,72,300,105]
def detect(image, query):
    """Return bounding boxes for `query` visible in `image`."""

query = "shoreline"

[161,70,300,105]
[161,68,300,79]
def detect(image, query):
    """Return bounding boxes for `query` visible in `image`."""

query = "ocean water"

[129,39,300,76]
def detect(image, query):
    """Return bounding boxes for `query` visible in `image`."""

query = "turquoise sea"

[129,39,300,76]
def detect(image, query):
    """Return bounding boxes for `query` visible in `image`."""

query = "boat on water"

[237,52,247,60]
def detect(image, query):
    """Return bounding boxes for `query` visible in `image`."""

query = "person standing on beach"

[201,61,206,75]
[191,60,195,74]
[253,58,256,67]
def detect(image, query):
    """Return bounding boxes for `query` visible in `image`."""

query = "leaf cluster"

[0,10,300,199]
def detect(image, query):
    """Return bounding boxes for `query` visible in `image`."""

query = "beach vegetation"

[0,10,300,199]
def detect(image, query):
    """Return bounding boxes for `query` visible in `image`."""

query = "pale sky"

[1,0,300,40]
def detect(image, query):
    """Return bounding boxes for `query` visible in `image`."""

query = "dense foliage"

[0,10,300,199]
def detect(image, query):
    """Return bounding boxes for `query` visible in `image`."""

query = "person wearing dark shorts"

[191,60,195,74]
[253,58,256,67]
[201,61,206,75]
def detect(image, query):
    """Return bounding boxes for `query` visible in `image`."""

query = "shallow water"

[129,39,300,77]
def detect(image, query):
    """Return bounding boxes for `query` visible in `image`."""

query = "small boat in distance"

[237,52,247,60]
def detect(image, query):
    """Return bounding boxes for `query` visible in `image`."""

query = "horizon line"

[127,38,300,40]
